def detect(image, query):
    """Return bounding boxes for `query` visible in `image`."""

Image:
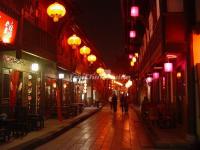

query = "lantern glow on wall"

[164,62,173,72]
[131,6,139,17]
[47,2,66,22]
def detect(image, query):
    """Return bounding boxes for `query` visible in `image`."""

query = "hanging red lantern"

[131,6,139,17]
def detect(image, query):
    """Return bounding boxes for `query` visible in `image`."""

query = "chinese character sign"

[0,10,18,44]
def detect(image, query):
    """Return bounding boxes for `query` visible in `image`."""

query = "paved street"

[36,105,153,150]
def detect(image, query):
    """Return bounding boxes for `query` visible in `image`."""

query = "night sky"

[74,0,125,73]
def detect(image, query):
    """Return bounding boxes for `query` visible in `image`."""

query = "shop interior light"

[31,63,39,71]
[59,73,64,79]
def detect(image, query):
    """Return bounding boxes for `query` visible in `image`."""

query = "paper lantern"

[129,30,136,38]
[153,72,159,79]
[131,6,139,17]
[164,62,173,72]
[47,2,66,22]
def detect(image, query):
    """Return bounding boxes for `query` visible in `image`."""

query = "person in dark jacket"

[112,93,117,112]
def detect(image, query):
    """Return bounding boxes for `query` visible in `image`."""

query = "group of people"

[108,93,129,113]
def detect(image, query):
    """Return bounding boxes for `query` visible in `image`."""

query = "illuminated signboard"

[0,10,18,44]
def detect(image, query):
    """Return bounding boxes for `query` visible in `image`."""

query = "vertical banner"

[56,88,62,122]
[9,70,19,112]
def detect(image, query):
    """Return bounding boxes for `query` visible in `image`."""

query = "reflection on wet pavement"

[36,105,153,150]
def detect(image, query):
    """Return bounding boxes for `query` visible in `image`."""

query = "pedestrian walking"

[120,94,125,113]
[112,93,117,112]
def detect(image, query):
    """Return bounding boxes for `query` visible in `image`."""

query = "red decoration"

[0,10,18,44]
[9,71,19,112]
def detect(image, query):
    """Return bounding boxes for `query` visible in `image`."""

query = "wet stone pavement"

[36,105,154,150]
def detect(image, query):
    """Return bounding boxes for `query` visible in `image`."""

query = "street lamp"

[47,2,66,22]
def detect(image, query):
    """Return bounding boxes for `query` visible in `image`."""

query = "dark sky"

[74,0,125,73]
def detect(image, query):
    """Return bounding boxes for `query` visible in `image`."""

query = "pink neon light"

[153,72,159,79]
[131,6,139,17]
[129,54,133,59]
[129,30,136,38]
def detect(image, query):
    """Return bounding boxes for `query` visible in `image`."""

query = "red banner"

[0,10,18,44]
[9,70,19,112]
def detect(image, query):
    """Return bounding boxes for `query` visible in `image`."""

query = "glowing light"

[58,73,64,79]
[153,72,159,79]
[31,63,39,71]
[166,54,177,59]
[125,80,133,88]
[87,54,97,64]
[53,83,57,88]
[114,81,123,86]
[129,54,133,59]
[135,53,139,58]
[80,46,91,56]
[177,72,182,78]
[96,67,104,74]
[47,2,66,22]
[164,62,173,72]
[146,77,153,83]
[130,61,134,67]
[63,83,67,88]
[67,34,81,49]
[0,11,18,44]
[131,6,139,17]
[132,57,137,63]
[129,30,136,38]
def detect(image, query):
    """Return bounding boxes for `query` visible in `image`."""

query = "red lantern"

[129,30,136,38]
[131,6,139,17]
[164,62,173,72]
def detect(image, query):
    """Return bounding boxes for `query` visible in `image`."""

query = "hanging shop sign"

[0,10,18,44]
